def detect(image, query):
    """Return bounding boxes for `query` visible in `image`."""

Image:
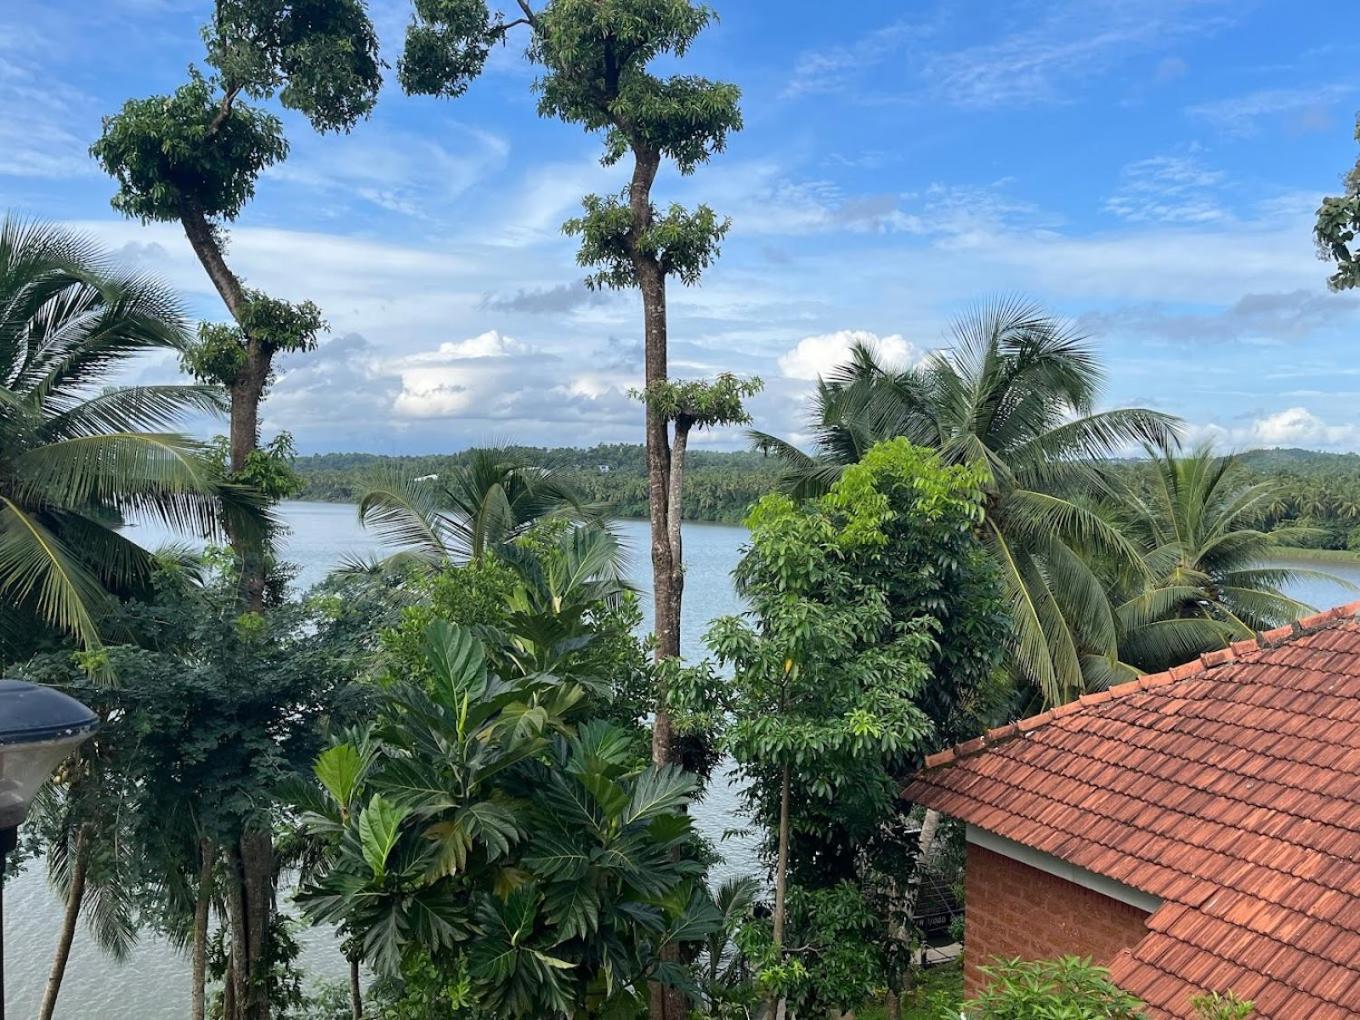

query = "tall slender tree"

[396,0,742,771]
[91,0,381,611]
[90,6,382,1018]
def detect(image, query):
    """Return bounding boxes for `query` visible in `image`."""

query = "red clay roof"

[903,601,1360,1019]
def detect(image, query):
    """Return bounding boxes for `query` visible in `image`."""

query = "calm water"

[9,504,1360,1018]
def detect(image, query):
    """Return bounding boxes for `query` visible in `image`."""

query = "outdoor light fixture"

[0,678,98,1020]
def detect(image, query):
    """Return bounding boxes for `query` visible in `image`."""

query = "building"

[903,602,1360,1019]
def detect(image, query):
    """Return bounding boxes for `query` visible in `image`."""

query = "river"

[8,503,1360,1018]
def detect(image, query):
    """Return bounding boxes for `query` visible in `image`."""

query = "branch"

[514,1,538,26]
[207,83,243,137]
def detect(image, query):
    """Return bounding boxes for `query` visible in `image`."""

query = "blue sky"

[3,0,1359,454]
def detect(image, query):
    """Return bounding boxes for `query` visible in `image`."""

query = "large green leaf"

[358,794,409,880]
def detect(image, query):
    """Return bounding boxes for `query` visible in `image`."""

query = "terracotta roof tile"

[902,605,1360,1018]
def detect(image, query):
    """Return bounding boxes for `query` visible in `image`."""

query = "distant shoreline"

[1268,545,1360,563]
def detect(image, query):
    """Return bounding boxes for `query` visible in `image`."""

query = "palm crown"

[755,299,1181,705]
[0,218,240,653]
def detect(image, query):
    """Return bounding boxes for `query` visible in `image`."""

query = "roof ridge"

[920,598,1360,771]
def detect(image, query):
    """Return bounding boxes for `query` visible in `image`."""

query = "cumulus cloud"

[1194,408,1360,451]
[778,330,925,382]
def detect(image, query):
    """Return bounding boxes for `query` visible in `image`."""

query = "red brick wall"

[963,843,1151,996]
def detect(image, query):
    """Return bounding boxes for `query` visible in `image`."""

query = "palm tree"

[1105,445,1343,675]
[356,446,608,565]
[754,299,1180,705]
[0,217,242,653]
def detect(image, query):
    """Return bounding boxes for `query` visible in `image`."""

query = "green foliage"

[566,194,731,289]
[756,299,1180,705]
[400,0,505,99]
[185,292,325,386]
[637,373,762,429]
[358,446,606,564]
[382,525,652,734]
[1191,990,1255,1019]
[956,957,1146,1020]
[746,883,890,1014]
[1100,445,1336,675]
[296,618,718,1016]
[17,559,381,1007]
[690,438,1007,882]
[0,217,248,655]
[207,432,304,502]
[93,0,380,222]
[1314,113,1360,291]
[92,69,288,223]
[531,0,742,172]
[205,0,382,133]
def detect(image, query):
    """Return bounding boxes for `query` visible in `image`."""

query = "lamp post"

[0,679,98,1020]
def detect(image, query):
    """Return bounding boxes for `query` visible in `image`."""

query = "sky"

[2,0,1359,455]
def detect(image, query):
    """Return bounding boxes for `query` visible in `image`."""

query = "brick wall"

[963,843,1151,996]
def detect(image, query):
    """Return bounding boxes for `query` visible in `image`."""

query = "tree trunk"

[768,762,792,1020]
[223,831,274,1020]
[178,201,272,611]
[226,351,272,612]
[38,825,91,1020]
[179,203,246,317]
[666,416,691,641]
[192,838,214,1020]
[349,954,362,1020]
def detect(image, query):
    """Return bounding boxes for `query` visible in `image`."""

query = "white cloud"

[785,1,1233,109]
[269,122,511,220]
[1187,84,1353,136]
[1190,408,1360,451]
[779,330,924,381]
[1104,155,1227,224]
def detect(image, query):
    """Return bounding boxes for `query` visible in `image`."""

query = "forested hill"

[293,444,786,523]
[295,445,1360,539]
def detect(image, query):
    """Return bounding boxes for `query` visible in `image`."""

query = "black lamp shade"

[0,680,98,830]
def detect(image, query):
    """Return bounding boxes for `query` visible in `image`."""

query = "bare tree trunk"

[39,826,91,1020]
[349,955,362,1020]
[666,416,691,646]
[225,354,272,611]
[178,201,273,610]
[226,849,250,1020]
[179,203,246,317]
[767,763,792,1020]
[240,830,274,1020]
[192,838,214,1020]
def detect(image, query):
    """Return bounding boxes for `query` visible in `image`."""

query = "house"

[903,601,1360,1019]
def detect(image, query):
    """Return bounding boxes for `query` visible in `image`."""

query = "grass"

[857,959,964,1019]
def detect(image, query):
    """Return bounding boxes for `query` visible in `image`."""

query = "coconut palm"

[0,217,243,653]
[357,446,609,564]
[754,299,1181,705]
[1105,445,1343,676]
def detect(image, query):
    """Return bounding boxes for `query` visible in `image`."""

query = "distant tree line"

[293,443,1360,546]
[293,445,787,524]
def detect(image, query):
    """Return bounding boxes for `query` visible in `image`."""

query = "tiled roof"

[903,602,1360,1019]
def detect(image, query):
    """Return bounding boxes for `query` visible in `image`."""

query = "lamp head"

[0,679,98,830]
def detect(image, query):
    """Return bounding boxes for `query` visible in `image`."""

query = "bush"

[954,957,1145,1019]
